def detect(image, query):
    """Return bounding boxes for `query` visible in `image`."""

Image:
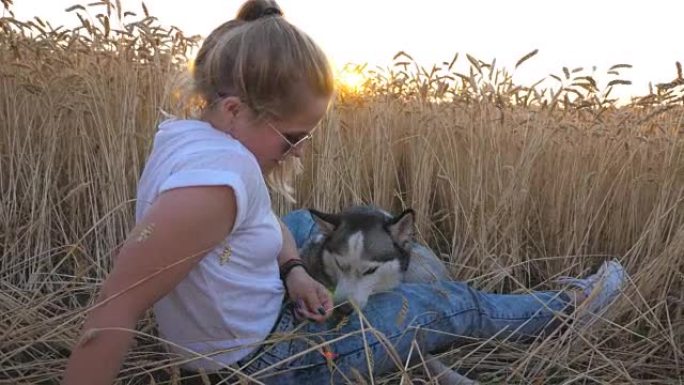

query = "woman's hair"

[191,0,334,202]
[193,0,334,119]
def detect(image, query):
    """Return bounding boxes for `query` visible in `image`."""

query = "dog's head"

[308,206,414,310]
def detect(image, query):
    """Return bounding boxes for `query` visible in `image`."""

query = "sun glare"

[336,66,367,93]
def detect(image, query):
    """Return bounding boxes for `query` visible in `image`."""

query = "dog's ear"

[308,209,340,236]
[387,209,414,246]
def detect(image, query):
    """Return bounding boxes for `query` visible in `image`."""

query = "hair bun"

[237,0,283,22]
[260,7,283,17]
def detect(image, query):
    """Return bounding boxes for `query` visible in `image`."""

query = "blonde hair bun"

[237,0,284,21]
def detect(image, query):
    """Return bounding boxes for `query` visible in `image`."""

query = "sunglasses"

[213,92,318,158]
[266,121,316,157]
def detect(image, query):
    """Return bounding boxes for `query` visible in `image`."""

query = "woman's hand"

[285,266,333,322]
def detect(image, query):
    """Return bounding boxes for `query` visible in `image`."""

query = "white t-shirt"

[135,118,285,370]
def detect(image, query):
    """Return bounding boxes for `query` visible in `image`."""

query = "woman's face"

[225,95,330,174]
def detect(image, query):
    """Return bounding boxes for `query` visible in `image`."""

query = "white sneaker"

[555,259,628,328]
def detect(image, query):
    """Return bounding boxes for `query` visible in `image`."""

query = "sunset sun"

[336,66,367,93]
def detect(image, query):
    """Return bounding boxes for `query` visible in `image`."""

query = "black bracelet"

[279,259,307,281]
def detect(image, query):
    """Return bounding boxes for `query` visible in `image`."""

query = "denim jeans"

[210,210,571,384]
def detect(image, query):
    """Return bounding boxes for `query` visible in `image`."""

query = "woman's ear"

[219,96,242,129]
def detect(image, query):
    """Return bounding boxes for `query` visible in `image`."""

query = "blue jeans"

[230,210,572,384]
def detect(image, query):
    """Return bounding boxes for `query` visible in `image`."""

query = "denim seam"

[482,292,571,321]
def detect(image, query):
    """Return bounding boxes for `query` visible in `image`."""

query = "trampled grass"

[1,2,682,384]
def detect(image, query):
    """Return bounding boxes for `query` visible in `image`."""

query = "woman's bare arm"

[62,186,237,385]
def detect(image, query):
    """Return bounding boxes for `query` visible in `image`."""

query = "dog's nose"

[336,302,355,315]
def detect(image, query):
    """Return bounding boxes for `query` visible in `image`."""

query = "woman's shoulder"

[155,118,259,169]
[141,119,267,226]
[157,118,234,146]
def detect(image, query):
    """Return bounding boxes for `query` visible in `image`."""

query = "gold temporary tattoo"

[218,244,232,265]
[77,328,99,347]
[136,223,155,242]
[396,295,409,326]
[334,315,350,332]
[367,346,375,370]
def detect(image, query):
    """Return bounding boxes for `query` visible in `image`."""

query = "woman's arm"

[276,218,302,266]
[62,186,237,385]
[277,219,332,322]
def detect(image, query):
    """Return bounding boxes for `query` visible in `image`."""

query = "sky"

[7,0,683,100]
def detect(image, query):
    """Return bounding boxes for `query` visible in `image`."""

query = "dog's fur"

[300,206,476,385]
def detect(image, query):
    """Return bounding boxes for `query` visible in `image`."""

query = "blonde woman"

[62,1,627,384]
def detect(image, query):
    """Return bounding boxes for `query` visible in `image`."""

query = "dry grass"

[1,2,683,384]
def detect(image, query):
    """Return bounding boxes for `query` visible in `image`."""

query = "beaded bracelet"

[279,259,308,281]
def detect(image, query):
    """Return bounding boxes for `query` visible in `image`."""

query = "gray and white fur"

[300,206,477,385]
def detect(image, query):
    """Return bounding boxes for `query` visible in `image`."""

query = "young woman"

[62,1,627,384]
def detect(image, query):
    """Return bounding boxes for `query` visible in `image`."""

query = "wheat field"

[1,2,683,384]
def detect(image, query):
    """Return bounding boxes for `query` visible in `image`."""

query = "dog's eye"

[362,266,379,276]
[335,259,348,272]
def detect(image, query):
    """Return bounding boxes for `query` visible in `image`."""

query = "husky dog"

[300,206,477,385]
[301,206,449,310]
